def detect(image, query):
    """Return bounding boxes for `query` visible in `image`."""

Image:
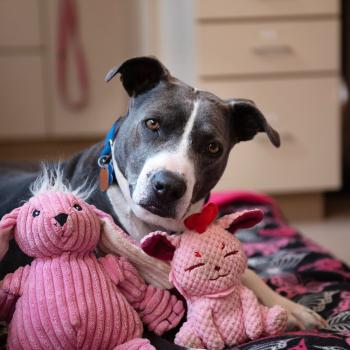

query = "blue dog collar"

[98,122,118,190]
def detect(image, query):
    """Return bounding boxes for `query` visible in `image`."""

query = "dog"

[0,57,326,345]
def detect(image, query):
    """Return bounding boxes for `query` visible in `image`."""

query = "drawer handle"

[252,45,294,56]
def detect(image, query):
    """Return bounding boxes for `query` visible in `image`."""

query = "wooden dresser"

[195,0,341,196]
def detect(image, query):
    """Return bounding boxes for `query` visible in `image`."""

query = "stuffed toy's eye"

[32,209,40,217]
[224,250,238,258]
[145,119,160,131]
[73,204,83,211]
[185,263,205,272]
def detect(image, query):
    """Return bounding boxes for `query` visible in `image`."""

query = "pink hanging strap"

[56,0,89,110]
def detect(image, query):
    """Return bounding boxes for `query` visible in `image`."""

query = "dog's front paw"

[272,295,328,330]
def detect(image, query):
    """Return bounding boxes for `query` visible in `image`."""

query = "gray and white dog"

[0,57,325,341]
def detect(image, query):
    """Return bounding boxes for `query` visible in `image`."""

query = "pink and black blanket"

[210,191,350,350]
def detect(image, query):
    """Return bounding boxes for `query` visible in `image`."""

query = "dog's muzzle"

[150,170,187,202]
[139,170,187,218]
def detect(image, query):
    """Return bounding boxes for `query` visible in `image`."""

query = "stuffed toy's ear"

[141,231,180,262]
[217,209,263,233]
[91,205,113,222]
[91,205,125,242]
[0,207,20,261]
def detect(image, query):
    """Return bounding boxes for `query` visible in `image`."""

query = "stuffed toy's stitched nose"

[214,265,221,271]
[54,213,68,226]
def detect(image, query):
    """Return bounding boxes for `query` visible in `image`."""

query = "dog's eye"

[32,209,40,217]
[224,250,238,258]
[145,119,160,132]
[73,204,83,211]
[207,142,221,155]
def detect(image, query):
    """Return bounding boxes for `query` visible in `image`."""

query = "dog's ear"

[228,98,280,147]
[141,231,180,262]
[0,207,20,261]
[217,209,263,233]
[105,56,170,97]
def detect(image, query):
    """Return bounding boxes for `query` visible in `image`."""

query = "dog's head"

[106,56,279,231]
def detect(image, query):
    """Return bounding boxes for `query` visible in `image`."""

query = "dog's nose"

[54,213,68,226]
[214,265,220,271]
[151,171,187,202]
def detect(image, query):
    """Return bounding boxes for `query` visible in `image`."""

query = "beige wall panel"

[198,77,341,193]
[0,56,46,138]
[0,0,41,47]
[197,20,339,77]
[196,0,339,20]
[46,1,141,137]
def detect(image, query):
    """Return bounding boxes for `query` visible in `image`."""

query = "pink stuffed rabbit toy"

[142,203,287,350]
[0,172,184,350]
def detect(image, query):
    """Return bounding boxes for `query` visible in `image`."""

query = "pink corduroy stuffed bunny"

[141,203,287,350]
[0,173,184,350]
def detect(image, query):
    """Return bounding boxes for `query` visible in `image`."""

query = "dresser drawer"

[198,77,341,193]
[196,0,339,20]
[0,0,41,47]
[197,20,339,77]
[0,56,47,138]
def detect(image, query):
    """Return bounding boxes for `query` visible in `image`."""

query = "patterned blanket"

[213,191,350,350]
[1,191,350,349]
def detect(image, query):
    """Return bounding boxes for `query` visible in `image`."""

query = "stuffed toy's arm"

[240,285,264,339]
[99,254,185,335]
[192,300,225,350]
[0,265,30,321]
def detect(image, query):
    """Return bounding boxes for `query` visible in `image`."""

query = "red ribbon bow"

[184,203,219,233]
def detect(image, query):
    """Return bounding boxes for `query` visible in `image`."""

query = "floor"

[292,193,350,265]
